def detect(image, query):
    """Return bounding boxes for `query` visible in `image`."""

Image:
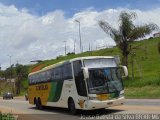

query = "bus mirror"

[82,67,89,79]
[120,66,128,78]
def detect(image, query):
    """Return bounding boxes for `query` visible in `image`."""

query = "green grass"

[25,37,160,98]
[124,38,160,98]
[125,86,160,98]
[0,112,15,120]
[20,79,28,96]
[124,76,160,88]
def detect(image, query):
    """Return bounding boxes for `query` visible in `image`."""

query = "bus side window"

[54,67,62,81]
[73,60,87,97]
[44,72,47,82]
[29,76,32,85]
[35,74,39,84]
[63,64,73,80]
[46,70,51,82]
[37,73,41,83]
[54,68,58,80]
[31,75,34,84]
[33,75,35,84]
[41,72,45,82]
[39,73,42,83]
[51,69,55,81]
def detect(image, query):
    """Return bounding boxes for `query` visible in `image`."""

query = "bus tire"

[36,98,43,110]
[68,98,77,115]
[35,99,39,109]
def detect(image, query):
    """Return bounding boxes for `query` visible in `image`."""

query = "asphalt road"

[0,98,160,120]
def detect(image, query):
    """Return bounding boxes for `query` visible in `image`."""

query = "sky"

[0,0,160,69]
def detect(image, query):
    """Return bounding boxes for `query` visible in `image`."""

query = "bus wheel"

[36,98,43,110]
[68,98,77,115]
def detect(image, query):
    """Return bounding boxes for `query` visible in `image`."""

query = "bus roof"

[29,56,115,76]
[70,56,114,62]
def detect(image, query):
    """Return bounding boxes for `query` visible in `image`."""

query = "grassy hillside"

[124,38,160,98]
[26,37,160,98]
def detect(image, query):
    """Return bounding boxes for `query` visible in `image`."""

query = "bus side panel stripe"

[48,82,57,101]
[52,80,64,102]
[48,80,64,102]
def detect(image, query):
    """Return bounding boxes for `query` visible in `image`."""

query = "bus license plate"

[107,102,113,105]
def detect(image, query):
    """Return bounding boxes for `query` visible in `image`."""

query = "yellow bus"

[28,56,128,114]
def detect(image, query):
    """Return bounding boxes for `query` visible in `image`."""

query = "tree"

[67,52,75,56]
[99,11,159,66]
[4,65,16,79]
[15,64,28,95]
[0,70,5,78]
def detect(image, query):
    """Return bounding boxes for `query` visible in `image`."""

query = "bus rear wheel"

[68,98,77,115]
[35,98,43,110]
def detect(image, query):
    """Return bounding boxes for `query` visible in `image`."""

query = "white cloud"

[0,3,160,69]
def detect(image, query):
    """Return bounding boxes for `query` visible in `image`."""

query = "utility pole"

[63,41,66,56]
[74,39,76,54]
[75,20,82,53]
[9,56,11,68]
[91,44,92,55]
[7,55,14,94]
[89,43,91,55]
[7,55,12,78]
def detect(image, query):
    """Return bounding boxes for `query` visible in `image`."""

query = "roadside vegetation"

[0,112,16,120]
[0,64,28,96]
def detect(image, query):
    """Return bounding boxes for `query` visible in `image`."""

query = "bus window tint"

[36,74,39,83]
[54,67,62,81]
[39,73,42,82]
[31,75,34,84]
[41,72,45,82]
[62,64,72,80]
[28,76,32,85]
[46,70,51,81]
[51,69,55,80]
[73,60,87,96]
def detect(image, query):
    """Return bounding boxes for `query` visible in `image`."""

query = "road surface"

[0,98,160,120]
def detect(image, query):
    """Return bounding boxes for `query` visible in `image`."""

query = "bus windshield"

[84,58,117,68]
[86,67,123,94]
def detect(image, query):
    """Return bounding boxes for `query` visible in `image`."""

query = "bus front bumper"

[86,97,125,110]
